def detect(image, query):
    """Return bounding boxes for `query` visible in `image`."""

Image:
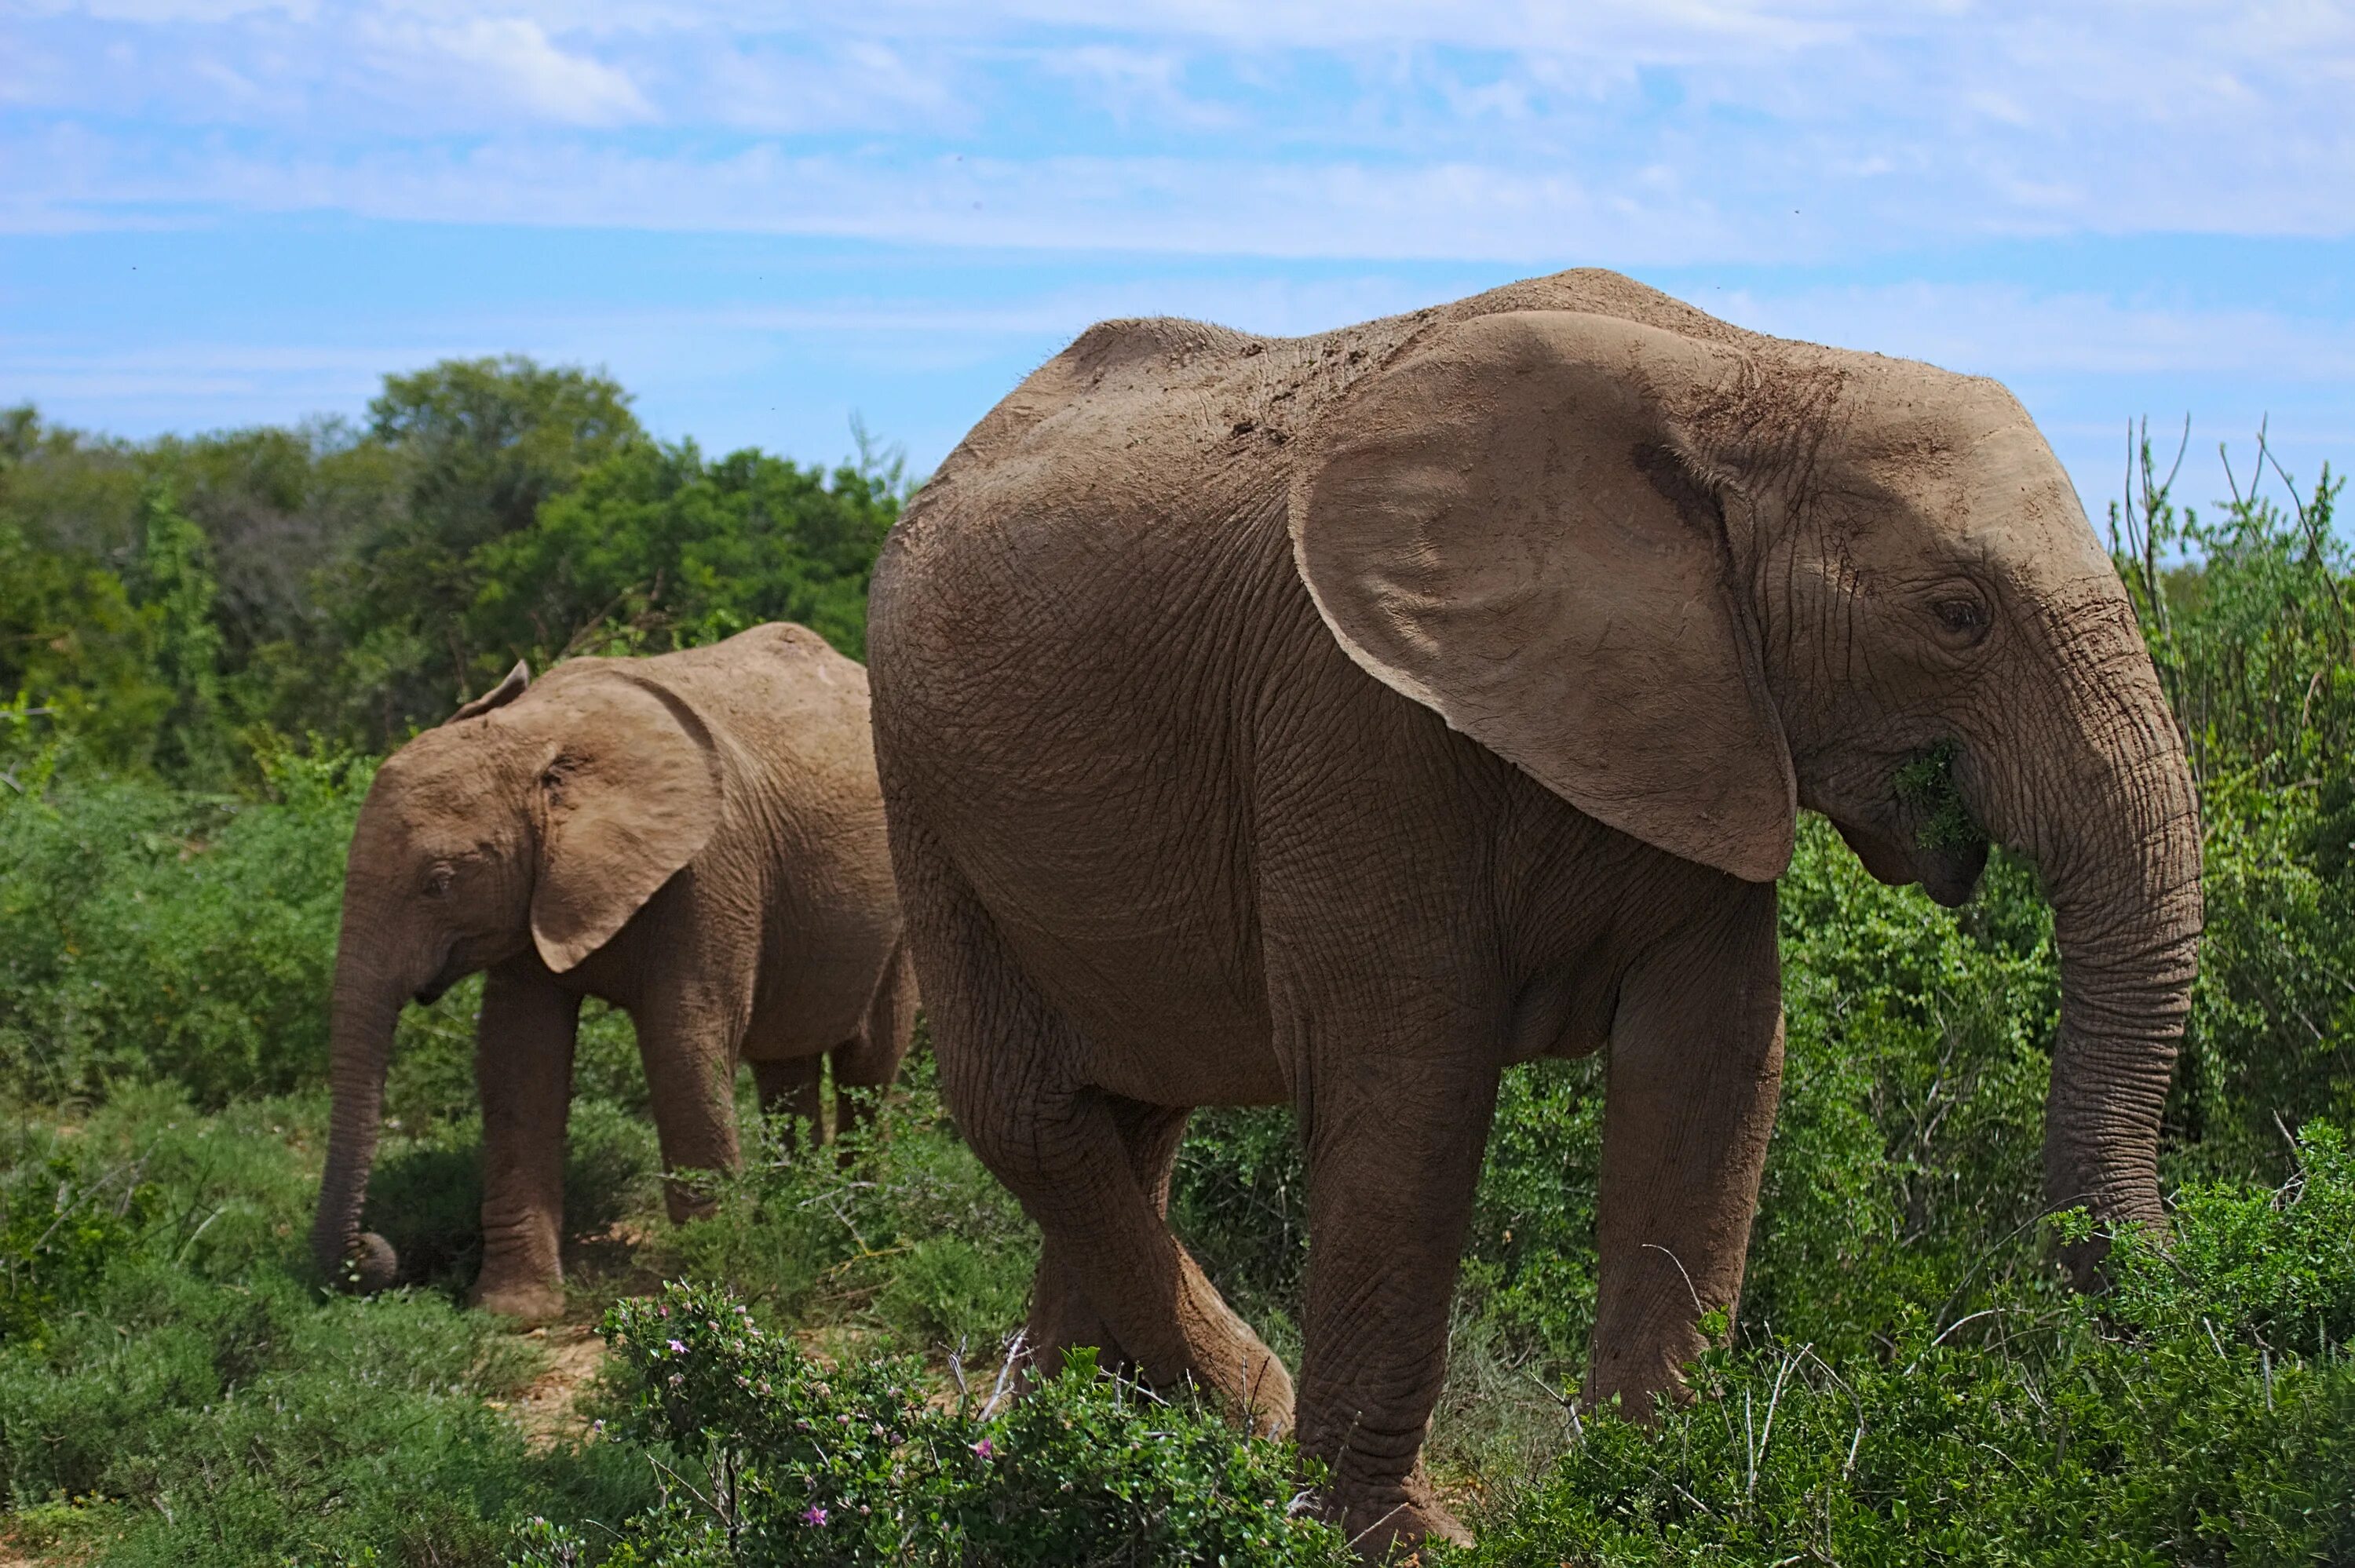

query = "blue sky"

[5,2,2353,520]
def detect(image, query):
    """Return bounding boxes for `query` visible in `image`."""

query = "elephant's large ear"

[529,675,723,973]
[1289,310,1795,882]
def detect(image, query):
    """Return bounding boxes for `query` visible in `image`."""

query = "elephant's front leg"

[632,984,747,1225]
[1294,1013,1501,1552]
[1587,881,1784,1415]
[473,957,582,1323]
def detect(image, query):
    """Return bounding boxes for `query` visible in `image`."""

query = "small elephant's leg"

[751,1056,825,1150]
[1021,1098,1294,1433]
[1292,1029,1499,1551]
[630,988,747,1226]
[829,937,918,1147]
[1587,881,1784,1417]
[472,957,582,1324]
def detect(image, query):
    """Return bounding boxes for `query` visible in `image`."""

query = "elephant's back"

[646,622,870,731]
[889,267,1749,564]
[557,622,885,862]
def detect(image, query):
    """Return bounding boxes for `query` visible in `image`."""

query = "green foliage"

[469,440,903,667]
[0,748,367,1104]
[2104,1121,2355,1359]
[653,1053,1038,1355]
[2109,429,2355,1181]
[509,1279,1349,1567]
[0,366,896,779]
[0,1153,156,1351]
[1892,737,1987,852]
[0,1087,657,1563]
[343,358,648,735]
[1442,1126,2355,1566]
[0,512,171,772]
[129,483,229,785]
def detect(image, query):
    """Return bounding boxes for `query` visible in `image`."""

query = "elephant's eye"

[1933,597,1990,640]
[423,865,455,898]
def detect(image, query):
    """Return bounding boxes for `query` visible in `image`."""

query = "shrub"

[509,1279,1350,1568]
[1443,1124,2355,1566]
[0,1088,655,1563]
[0,748,365,1105]
[651,1052,1037,1356]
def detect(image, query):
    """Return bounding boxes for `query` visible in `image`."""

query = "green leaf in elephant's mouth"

[1893,738,1988,854]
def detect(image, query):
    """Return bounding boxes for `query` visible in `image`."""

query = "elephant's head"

[311,659,722,1290]
[1291,308,2200,1270]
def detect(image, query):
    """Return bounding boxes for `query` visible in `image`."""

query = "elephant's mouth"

[1914,837,1991,909]
[1831,740,1992,910]
[1831,814,1989,908]
[414,951,466,1006]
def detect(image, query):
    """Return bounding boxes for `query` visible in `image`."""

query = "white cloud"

[5,2,2353,296]
[362,16,654,125]
[692,38,964,134]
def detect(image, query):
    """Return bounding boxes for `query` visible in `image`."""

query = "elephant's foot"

[1024,1243,1298,1438]
[469,1275,568,1326]
[1333,1465,1470,1559]
[1174,1256,1296,1436]
[662,1176,721,1228]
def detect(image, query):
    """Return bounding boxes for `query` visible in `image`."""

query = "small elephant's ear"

[451,661,530,723]
[529,675,723,973]
[1289,309,1795,882]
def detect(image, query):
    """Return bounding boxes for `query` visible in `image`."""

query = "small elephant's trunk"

[310,915,407,1292]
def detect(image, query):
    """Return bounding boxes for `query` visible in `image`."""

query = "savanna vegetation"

[2,371,2350,1565]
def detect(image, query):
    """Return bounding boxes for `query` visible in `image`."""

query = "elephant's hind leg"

[1023,1097,1294,1435]
[752,1056,825,1149]
[897,826,1288,1431]
[828,938,919,1148]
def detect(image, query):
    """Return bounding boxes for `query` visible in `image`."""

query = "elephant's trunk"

[310,900,408,1292]
[1974,590,2202,1276]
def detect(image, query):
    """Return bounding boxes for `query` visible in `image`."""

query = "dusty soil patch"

[502,1323,610,1449]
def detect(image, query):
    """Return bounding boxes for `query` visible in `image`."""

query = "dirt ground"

[502,1322,612,1449]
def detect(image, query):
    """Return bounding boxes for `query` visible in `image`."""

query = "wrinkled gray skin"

[312,623,916,1325]
[867,272,2200,1551]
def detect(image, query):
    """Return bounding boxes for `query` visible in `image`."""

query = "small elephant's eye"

[1933,597,1990,639]
[423,865,455,898]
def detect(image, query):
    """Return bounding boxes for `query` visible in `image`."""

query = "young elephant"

[868,271,2200,1550]
[311,622,916,1323]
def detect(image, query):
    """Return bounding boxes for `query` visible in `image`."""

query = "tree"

[337,358,645,738]
[130,484,228,785]
[465,439,902,666]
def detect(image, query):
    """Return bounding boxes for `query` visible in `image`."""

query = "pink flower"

[801,1505,828,1527]
[971,1439,995,1459]
[667,1339,686,1354]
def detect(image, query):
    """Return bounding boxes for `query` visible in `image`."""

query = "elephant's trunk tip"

[315,1224,400,1295]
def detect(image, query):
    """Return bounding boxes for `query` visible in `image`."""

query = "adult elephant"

[312,622,917,1324]
[867,271,2200,1549]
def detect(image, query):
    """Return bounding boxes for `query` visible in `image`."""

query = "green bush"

[0,1087,657,1563]
[510,1279,1349,1568]
[652,1054,1038,1357]
[1442,1125,2355,1566]
[0,749,364,1104]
